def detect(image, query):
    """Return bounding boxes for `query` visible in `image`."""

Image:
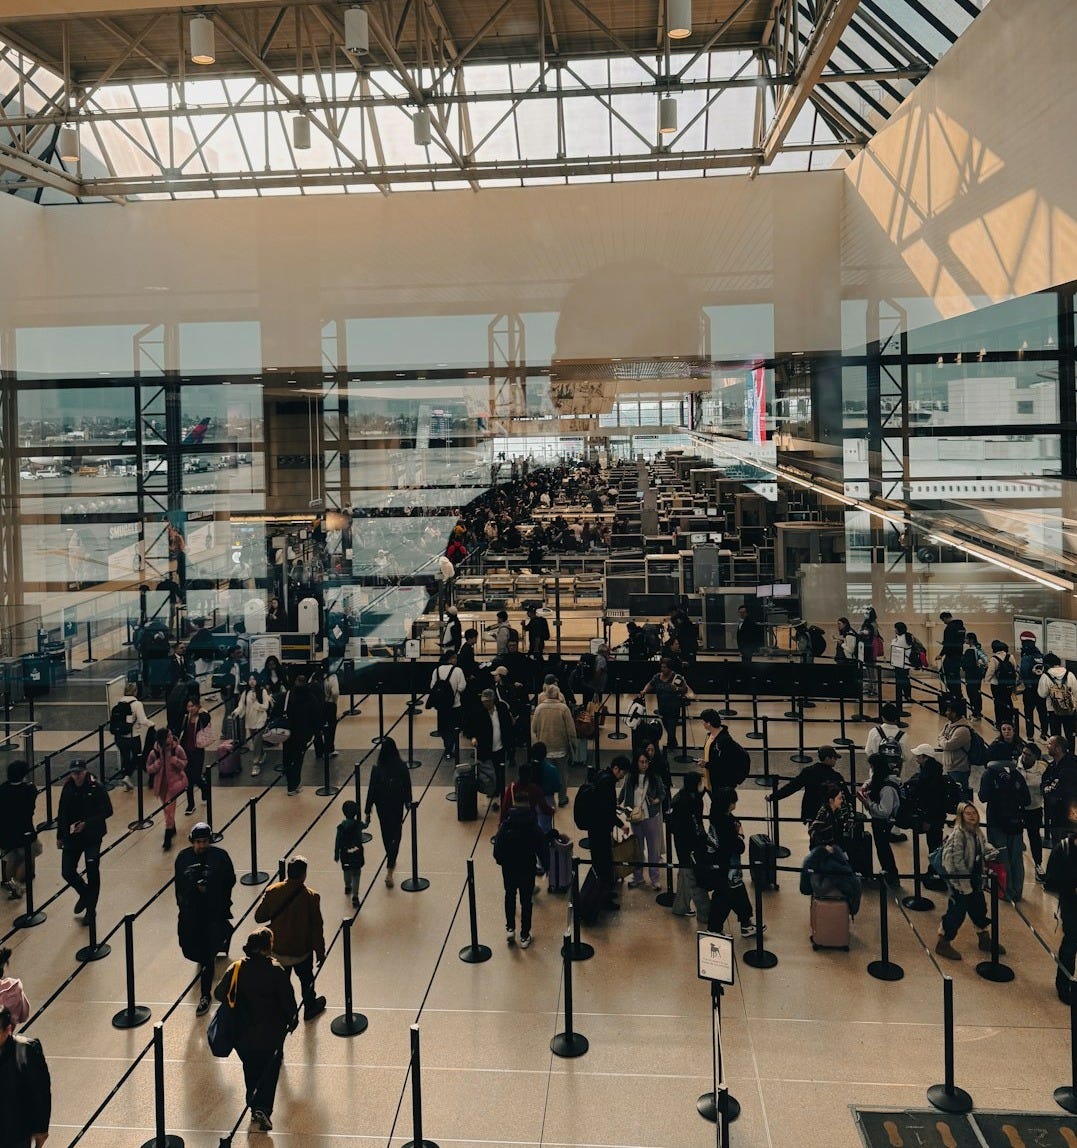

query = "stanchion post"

[755,716,772,787]
[459,858,493,963]
[719,683,737,720]
[901,830,935,912]
[745,691,763,740]
[550,929,590,1057]
[401,802,430,892]
[975,869,1015,983]
[402,1024,439,1148]
[741,860,778,969]
[655,820,676,907]
[129,756,153,831]
[139,1023,184,1148]
[1054,989,1077,1114]
[608,690,627,740]
[277,857,286,882]
[316,744,337,796]
[97,726,108,788]
[926,976,973,1114]
[112,914,152,1028]
[770,776,790,859]
[567,859,595,962]
[697,980,741,1131]
[790,714,811,764]
[852,668,869,723]
[239,799,269,886]
[14,831,46,928]
[834,693,854,747]
[331,918,369,1037]
[83,619,97,664]
[75,873,112,962]
[867,881,904,981]
[39,756,57,831]
[675,704,693,764]
[784,691,798,720]
[371,685,385,745]
[405,701,420,770]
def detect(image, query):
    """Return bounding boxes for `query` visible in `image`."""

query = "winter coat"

[147,736,189,803]
[619,771,666,821]
[0,976,29,1026]
[174,844,236,963]
[236,687,270,732]
[56,775,112,846]
[799,845,862,914]
[254,878,325,964]
[774,762,848,823]
[531,698,578,758]
[940,806,995,894]
[213,953,296,1051]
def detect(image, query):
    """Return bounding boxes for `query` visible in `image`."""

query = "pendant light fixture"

[190,15,215,65]
[667,0,692,38]
[659,96,677,134]
[58,124,79,163]
[344,6,370,54]
[292,112,311,150]
[413,107,432,146]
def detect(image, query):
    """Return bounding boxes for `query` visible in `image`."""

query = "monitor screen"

[771,583,793,598]
[690,532,707,544]
[706,507,718,517]
[708,532,723,543]
[756,584,773,597]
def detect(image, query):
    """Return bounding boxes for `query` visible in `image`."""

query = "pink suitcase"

[216,739,241,778]
[810,896,850,951]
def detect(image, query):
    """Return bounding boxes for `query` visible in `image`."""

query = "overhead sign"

[696,930,734,985]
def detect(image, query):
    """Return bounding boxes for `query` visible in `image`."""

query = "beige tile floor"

[8,682,1074,1148]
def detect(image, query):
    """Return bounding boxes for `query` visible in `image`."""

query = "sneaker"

[330,750,339,759]
[287,788,303,796]
[506,928,516,945]
[491,800,500,812]
[251,766,262,777]
[627,878,643,888]
[2,880,18,900]
[351,893,359,908]
[558,794,569,807]
[251,1110,273,1132]
[304,996,327,1021]
[196,996,211,1017]
[184,807,196,816]
[519,934,533,949]
[1036,865,1046,883]
[672,909,696,918]
[740,922,766,939]
[73,896,86,915]
[121,777,135,792]
[385,870,394,888]
[274,763,284,772]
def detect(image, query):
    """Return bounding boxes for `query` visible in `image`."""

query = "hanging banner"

[1044,617,1077,663]
[1013,615,1044,652]
[745,363,767,444]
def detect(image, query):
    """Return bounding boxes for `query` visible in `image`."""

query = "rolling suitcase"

[576,867,604,925]
[848,827,874,880]
[455,765,478,822]
[548,834,573,893]
[810,895,851,951]
[216,739,241,778]
[748,833,778,890]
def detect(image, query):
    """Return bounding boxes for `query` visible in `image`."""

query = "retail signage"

[696,931,734,985]
[1012,614,1044,652]
[1045,617,1077,663]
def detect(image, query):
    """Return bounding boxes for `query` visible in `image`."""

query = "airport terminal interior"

[3,0,1077,1145]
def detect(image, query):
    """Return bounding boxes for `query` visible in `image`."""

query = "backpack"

[910,637,929,670]
[943,773,964,813]
[573,780,600,831]
[807,626,827,658]
[425,667,454,711]
[109,699,135,738]
[894,778,920,829]
[625,698,647,730]
[995,654,1017,687]
[1047,669,1076,716]
[873,726,904,775]
[973,646,988,672]
[986,766,1029,835]
[493,807,534,867]
[966,727,989,768]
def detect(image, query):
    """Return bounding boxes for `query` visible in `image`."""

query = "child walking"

[334,800,366,908]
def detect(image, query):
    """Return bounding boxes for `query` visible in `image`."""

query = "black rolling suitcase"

[748,833,778,890]
[576,867,605,925]
[847,825,874,880]
[455,765,478,822]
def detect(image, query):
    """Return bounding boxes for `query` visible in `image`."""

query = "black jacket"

[463,701,516,760]
[1046,834,1077,901]
[364,762,412,819]
[902,758,953,827]
[703,728,751,790]
[0,1034,51,1143]
[0,779,37,851]
[456,642,478,680]
[283,685,321,742]
[214,953,296,1051]
[56,775,113,845]
[591,769,619,834]
[1044,754,1077,827]
[737,617,764,654]
[774,762,848,823]
[175,845,236,963]
[669,788,708,865]
[493,805,545,873]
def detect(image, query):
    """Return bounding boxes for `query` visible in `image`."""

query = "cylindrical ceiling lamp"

[667,0,692,38]
[659,96,678,134]
[413,107,432,146]
[292,112,311,150]
[344,6,370,54]
[190,15,215,65]
[58,124,79,163]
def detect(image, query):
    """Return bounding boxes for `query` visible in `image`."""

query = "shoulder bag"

[207,960,241,1057]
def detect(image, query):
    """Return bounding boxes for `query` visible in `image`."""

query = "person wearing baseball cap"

[56,759,113,925]
[174,822,236,1017]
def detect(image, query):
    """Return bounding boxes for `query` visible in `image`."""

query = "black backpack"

[987,766,1029,834]
[573,780,600,831]
[807,626,827,657]
[109,699,134,737]
[874,727,905,775]
[425,667,455,711]
[966,728,990,768]
[995,654,1017,686]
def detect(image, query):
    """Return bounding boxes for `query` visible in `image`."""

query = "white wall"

[842,0,1077,325]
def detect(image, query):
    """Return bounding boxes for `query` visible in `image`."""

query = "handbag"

[207,960,240,1058]
[262,718,291,746]
[194,719,214,750]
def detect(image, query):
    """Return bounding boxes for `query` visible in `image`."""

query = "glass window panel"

[905,359,1059,426]
[907,291,1058,355]
[19,385,136,448]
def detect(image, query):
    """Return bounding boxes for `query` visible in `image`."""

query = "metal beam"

[761,0,859,164]
[0,141,85,196]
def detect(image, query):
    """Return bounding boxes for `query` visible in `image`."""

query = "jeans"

[503,866,534,936]
[964,677,984,717]
[250,730,265,764]
[991,685,1016,729]
[281,953,318,1010]
[237,1045,282,1117]
[870,819,898,880]
[672,866,710,917]
[708,881,752,932]
[658,708,679,750]
[1022,692,1048,740]
[185,750,207,811]
[1058,896,1077,1002]
[118,734,141,778]
[377,808,404,869]
[1025,806,1044,868]
[631,813,663,885]
[986,826,1025,902]
[941,656,962,696]
[940,885,988,940]
[61,837,102,914]
[1048,714,1077,742]
[894,668,912,703]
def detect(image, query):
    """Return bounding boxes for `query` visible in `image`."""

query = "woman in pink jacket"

[0,945,29,1027]
[146,726,188,851]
